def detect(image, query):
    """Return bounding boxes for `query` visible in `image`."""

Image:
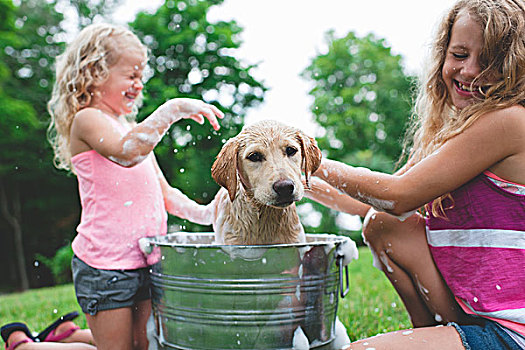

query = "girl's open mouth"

[454,80,485,97]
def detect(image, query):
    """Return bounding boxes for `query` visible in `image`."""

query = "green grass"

[0,247,410,346]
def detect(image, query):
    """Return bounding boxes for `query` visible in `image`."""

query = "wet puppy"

[210,120,322,245]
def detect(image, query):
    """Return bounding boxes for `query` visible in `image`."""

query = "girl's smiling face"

[442,11,489,110]
[92,48,146,117]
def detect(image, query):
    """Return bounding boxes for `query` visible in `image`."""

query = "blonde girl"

[44,23,222,350]
[306,0,525,349]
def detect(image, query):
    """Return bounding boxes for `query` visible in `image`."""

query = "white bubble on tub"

[297,245,311,261]
[220,245,267,261]
[175,247,186,254]
[298,264,303,278]
[330,292,334,304]
[295,284,301,301]
[332,318,351,349]
[337,237,359,266]
[292,326,309,350]
[147,313,158,350]
[402,330,413,335]
[323,240,336,256]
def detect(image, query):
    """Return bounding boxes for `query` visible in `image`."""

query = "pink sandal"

[41,324,80,342]
[1,323,34,350]
[34,311,80,342]
[5,339,33,350]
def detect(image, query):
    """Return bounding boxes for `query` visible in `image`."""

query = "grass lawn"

[0,247,411,347]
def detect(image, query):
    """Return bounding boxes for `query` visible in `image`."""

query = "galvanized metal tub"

[141,232,353,350]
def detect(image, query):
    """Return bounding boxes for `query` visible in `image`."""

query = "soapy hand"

[159,98,224,131]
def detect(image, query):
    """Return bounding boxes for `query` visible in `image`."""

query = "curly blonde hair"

[402,0,525,217]
[47,23,147,171]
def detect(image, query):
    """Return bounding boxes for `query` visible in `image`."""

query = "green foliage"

[35,244,74,285]
[302,30,415,171]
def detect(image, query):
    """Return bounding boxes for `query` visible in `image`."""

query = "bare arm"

[70,98,224,167]
[314,107,525,216]
[152,155,215,226]
[304,177,371,217]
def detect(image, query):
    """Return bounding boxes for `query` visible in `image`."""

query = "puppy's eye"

[247,152,263,162]
[285,146,297,157]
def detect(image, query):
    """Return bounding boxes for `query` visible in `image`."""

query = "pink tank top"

[426,173,525,336]
[71,116,167,270]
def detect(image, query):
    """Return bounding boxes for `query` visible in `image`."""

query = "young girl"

[307,0,525,349]
[36,23,221,350]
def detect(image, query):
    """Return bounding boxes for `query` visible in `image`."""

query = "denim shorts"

[448,318,524,350]
[72,255,152,315]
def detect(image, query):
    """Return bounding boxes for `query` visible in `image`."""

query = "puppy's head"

[211,120,322,207]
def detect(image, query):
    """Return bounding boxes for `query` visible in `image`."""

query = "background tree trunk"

[1,179,29,291]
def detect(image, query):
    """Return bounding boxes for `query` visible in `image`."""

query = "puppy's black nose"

[273,179,295,199]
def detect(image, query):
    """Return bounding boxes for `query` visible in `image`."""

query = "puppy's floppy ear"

[296,132,322,188]
[211,138,239,201]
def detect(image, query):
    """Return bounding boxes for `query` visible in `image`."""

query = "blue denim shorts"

[448,318,524,350]
[72,255,152,315]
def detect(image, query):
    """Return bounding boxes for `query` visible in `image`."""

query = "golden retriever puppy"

[210,120,322,245]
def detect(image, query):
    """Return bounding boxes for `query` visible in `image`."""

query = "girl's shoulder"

[73,108,117,127]
[481,105,525,135]
[75,107,106,119]
[486,105,525,121]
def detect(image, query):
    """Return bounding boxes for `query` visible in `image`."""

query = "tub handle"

[338,256,350,298]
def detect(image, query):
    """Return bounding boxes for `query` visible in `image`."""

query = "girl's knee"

[362,209,395,246]
[362,209,426,251]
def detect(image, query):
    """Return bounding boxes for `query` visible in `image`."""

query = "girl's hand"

[162,98,224,131]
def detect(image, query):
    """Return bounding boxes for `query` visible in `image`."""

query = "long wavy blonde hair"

[47,23,147,171]
[402,0,525,217]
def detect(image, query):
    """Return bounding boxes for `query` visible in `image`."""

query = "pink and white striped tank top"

[426,172,525,337]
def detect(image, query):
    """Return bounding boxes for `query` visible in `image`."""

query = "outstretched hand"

[172,98,224,131]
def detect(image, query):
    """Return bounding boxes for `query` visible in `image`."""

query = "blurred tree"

[131,0,266,232]
[300,30,415,240]
[0,0,72,291]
